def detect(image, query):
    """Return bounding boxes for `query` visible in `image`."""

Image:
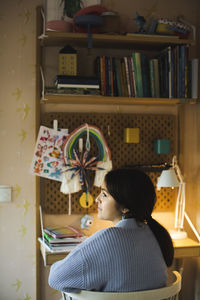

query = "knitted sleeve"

[48,228,108,292]
[48,245,86,292]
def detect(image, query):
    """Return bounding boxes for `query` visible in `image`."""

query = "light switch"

[0,186,12,202]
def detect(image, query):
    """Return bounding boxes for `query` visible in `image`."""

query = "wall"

[0,1,199,300]
[0,1,41,300]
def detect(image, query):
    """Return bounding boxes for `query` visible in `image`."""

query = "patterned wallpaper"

[0,1,41,299]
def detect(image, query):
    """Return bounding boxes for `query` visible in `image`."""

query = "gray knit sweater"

[48,218,167,293]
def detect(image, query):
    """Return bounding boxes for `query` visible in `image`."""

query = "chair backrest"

[62,270,181,300]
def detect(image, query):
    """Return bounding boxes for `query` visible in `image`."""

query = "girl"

[48,168,174,293]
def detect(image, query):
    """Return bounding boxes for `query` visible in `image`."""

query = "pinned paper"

[30,126,68,181]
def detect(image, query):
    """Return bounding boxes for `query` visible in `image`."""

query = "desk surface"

[40,237,200,266]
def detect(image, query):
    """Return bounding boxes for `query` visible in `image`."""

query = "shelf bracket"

[40,66,48,101]
[38,7,48,40]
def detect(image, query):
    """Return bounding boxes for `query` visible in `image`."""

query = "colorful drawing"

[30,126,68,182]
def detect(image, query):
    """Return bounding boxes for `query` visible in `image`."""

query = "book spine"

[130,57,136,97]
[180,45,186,98]
[114,57,121,96]
[168,46,172,98]
[121,58,128,96]
[177,46,181,98]
[135,53,143,97]
[110,56,114,96]
[170,47,175,98]
[44,231,53,243]
[191,58,199,99]
[173,46,177,98]
[141,54,150,97]
[57,84,99,89]
[158,48,168,98]
[132,52,139,97]
[103,56,107,96]
[127,56,135,97]
[124,57,131,97]
[104,56,108,96]
[184,45,189,98]
[149,59,156,98]
[117,58,125,96]
[153,59,160,98]
[100,56,105,95]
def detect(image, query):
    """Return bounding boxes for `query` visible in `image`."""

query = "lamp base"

[169,229,187,240]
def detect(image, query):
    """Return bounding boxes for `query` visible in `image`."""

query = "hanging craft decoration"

[30,126,68,181]
[60,123,112,201]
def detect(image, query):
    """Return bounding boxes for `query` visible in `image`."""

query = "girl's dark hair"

[104,168,174,267]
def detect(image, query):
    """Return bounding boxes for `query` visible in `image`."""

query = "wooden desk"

[173,238,200,258]
[40,237,200,266]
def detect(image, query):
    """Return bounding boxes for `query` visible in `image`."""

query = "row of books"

[40,225,86,253]
[94,48,198,99]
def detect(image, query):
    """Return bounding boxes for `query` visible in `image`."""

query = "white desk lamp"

[157,156,200,242]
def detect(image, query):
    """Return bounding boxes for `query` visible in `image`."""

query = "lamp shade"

[157,168,180,188]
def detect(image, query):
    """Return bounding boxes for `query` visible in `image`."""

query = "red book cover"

[44,225,83,239]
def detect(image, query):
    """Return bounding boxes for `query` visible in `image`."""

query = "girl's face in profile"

[95,180,122,225]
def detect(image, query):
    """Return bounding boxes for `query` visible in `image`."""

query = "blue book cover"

[113,57,121,96]
[141,54,151,97]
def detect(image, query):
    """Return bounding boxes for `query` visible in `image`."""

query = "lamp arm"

[174,183,185,230]
[184,212,200,243]
[172,155,184,183]
[174,164,184,183]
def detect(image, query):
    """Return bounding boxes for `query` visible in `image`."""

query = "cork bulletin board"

[41,112,177,214]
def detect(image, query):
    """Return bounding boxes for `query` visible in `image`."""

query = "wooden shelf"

[39,31,195,50]
[41,94,182,105]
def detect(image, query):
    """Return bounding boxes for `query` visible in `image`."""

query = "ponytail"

[105,168,174,266]
[148,217,174,267]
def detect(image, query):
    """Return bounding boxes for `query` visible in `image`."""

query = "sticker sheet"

[30,126,68,181]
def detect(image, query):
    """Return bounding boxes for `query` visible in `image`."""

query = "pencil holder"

[154,139,170,154]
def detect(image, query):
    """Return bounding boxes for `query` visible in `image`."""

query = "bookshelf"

[36,6,200,300]
[36,6,197,107]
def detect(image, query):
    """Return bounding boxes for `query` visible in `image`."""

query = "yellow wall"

[0,1,42,299]
[0,1,199,300]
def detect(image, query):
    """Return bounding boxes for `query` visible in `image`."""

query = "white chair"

[62,270,181,300]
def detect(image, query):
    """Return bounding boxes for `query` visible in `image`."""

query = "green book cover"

[43,231,53,243]
[131,52,139,97]
[135,52,143,97]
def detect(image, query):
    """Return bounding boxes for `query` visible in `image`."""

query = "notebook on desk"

[38,237,77,253]
[39,206,84,253]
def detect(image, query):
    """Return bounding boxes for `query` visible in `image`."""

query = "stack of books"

[40,225,86,253]
[53,75,100,96]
